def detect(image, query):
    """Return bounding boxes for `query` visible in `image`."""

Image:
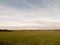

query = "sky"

[0,0,60,29]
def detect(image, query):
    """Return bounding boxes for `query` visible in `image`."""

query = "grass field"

[0,30,60,45]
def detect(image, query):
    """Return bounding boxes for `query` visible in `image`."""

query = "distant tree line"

[0,29,12,32]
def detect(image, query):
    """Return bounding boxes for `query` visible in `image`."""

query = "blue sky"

[0,0,60,29]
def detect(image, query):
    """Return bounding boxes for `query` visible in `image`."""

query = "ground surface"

[0,30,60,45]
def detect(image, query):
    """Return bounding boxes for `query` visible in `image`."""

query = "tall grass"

[0,30,60,45]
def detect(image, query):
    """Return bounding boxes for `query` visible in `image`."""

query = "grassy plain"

[0,30,60,45]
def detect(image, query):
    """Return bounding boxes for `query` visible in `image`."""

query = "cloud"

[0,0,60,29]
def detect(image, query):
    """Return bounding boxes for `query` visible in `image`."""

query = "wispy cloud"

[0,0,60,29]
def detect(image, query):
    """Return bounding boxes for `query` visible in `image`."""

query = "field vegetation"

[0,30,60,45]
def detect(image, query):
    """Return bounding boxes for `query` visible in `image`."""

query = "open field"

[0,30,60,45]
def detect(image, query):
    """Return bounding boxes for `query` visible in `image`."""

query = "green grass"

[0,30,60,45]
